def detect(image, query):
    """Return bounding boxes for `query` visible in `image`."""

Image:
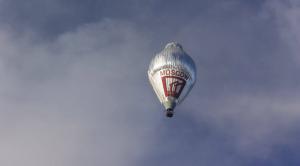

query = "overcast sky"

[0,0,300,166]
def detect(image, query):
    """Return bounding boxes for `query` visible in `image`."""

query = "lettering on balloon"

[159,68,189,98]
[160,69,189,80]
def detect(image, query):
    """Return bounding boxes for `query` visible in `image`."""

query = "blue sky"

[0,0,300,166]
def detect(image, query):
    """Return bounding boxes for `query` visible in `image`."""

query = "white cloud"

[1,1,300,166]
[0,19,160,166]
[265,0,300,62]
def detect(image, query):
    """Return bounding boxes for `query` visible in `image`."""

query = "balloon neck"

[163,99,176,110]
[163,98,176,118]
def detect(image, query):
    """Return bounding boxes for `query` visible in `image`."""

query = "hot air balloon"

[148,42,196,118]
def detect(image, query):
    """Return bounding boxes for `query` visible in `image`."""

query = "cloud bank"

[0,0,300,166]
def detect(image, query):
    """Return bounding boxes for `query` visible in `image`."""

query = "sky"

[0,0,300,166]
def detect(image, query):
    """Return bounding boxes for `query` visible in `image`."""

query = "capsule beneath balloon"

[148,42,196,117]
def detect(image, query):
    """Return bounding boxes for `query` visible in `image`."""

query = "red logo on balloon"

[161,76,186,98]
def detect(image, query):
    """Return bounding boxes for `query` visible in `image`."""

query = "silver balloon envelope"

[148,42,196,117]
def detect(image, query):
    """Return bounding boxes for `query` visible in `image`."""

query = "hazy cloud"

[0,0,300,166]
[0,19,160,166]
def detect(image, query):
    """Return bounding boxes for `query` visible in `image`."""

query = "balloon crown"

[165,42,183,50]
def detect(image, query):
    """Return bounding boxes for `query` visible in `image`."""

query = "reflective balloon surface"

[148,42,196,114]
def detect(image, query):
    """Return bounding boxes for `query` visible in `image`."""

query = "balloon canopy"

[148,42,196,117]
